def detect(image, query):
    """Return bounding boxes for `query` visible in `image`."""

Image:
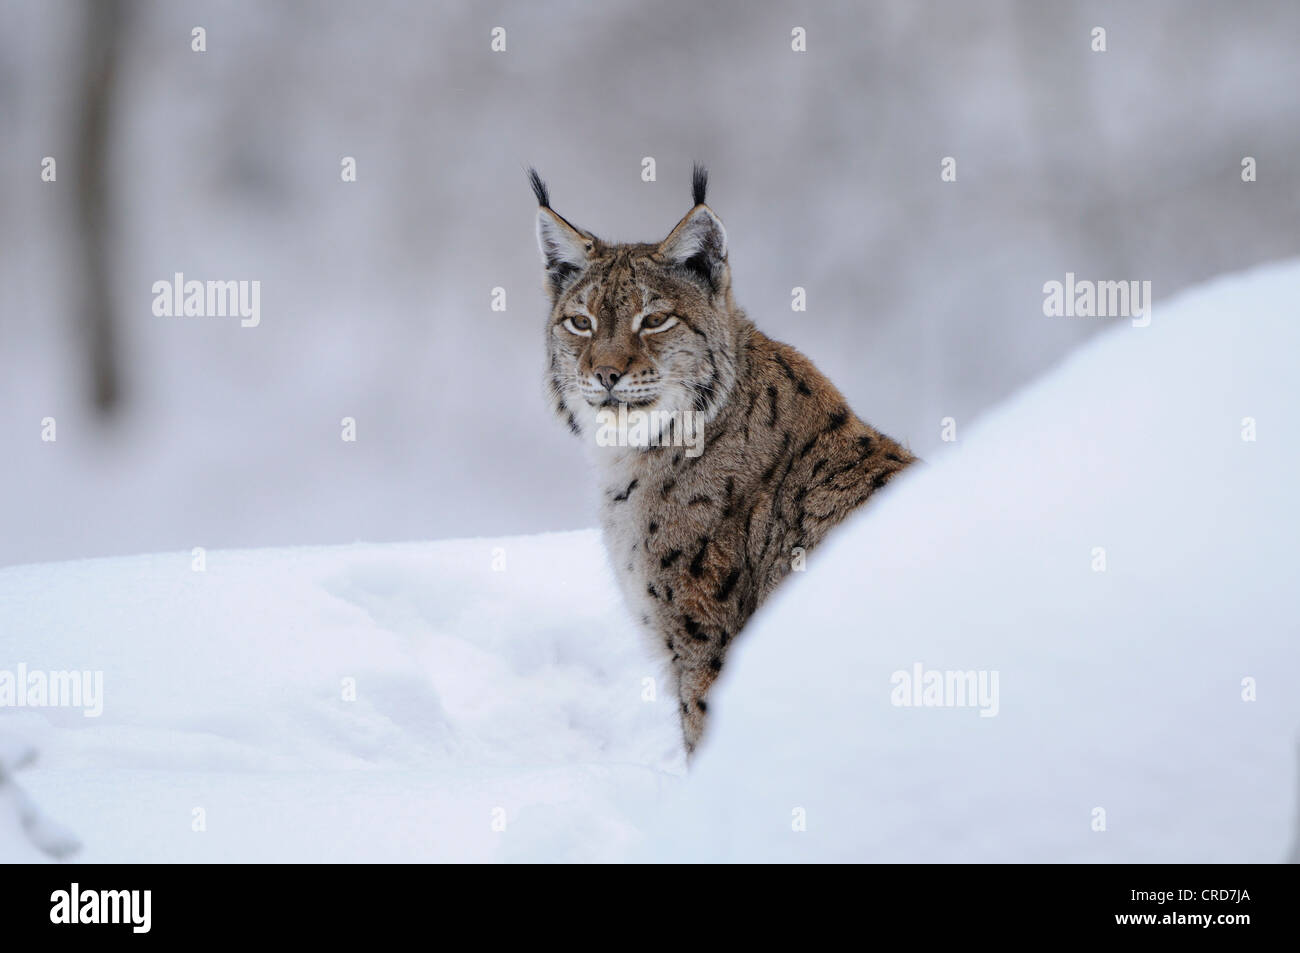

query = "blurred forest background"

[2,0,1298,567]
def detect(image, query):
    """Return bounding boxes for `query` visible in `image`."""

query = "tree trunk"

[74,0,127,416]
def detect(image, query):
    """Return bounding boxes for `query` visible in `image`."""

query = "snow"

[646,259,1300,862]
[3,260,1298,862]
[0,535,684,862]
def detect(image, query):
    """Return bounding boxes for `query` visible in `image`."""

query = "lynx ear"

[658,166,728,292]
[530,169,594,298]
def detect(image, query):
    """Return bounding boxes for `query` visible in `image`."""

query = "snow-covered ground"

[3,260,1298,862]
[0,534,684,862]
[650,259,1300,863]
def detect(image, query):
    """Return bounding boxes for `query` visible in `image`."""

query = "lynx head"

[532,165,741,442]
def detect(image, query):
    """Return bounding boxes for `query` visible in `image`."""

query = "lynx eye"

[639,312,678,334]
[563,314,594,336]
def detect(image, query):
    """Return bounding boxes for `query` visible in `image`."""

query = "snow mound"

[647,259,1300,862]
[2,260,1298,862]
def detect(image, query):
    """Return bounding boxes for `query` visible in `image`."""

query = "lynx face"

[534,168,739,442]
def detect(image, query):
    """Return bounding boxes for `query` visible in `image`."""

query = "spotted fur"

[532,166,916,756]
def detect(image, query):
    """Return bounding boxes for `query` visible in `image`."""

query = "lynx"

[532,166,915,755]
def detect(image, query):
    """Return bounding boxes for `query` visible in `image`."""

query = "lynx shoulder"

[531,166,915,755]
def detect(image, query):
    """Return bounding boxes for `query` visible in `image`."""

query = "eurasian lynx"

[532,166,915,755]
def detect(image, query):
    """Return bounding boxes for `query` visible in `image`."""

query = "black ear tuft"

[528,167,550,208]
[692,163,708,207]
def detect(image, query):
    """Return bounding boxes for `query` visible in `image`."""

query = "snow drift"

[2,261,1298,862]
[647,259,1300,862]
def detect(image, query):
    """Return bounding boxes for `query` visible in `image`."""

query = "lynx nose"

[594,366,622,391]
